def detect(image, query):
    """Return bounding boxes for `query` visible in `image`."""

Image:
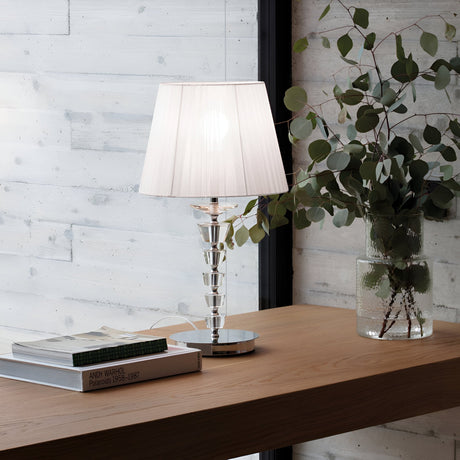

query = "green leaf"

[395,34,405,60]
[338,106,347,124]
[409,159,429,179]
[391,58,419,83]
[321,36,331,48]
[355,113,379,133]
[352,73,370,91]
[359,161,377,180]
[327,151,350,171]
[423,125,441,145]
[316,117,329,138]
[290,117,313,139]
[347,124,357,141]
[249,224,266,244]
[319,3,331,20]
[243,198,258,215]
[420,31,438,57]
[235,225,249,247]
[409,132,424,153]
[343,142,364,155]
[308,139,331,162]
[333,208,349,227]
[440,145,457,162]
[340,89,363,106]
[376,277,391,299]
[442,178,460,192]
[337,33,353,57]
[440,164,453,180]
[257,209,270,234]
[449,119,460,136]
[284,86,307,112]
[380,87,397,106]
[267,199,286,217]
[445,22,456,41]
[353,8,369,28]
[450,56,460,73]
[294,37,309,53]
[316,170,335,187]
[364,32,376,50]
[430,184,455,209]
[270,215,289,229]
[306,206,325,222]
[293,208,311,229]
[435,65,451,90]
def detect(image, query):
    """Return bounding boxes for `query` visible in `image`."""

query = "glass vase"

[356,212,433,340]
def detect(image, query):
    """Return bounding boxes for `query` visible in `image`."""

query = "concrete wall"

[0,0,259,340]
[292,0,460,458]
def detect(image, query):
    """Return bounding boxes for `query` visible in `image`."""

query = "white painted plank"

[226,37,258,81]
[0,0,68,35]
[0,289,188,336]
[226,0,258,38]
[0,214,71,261]
[0,108,69,149]
[384,407,460,441]
[0,145,144,190]
[293,248,459,317]
[71,0,225,37]
[293,0,459,41]
[293,425,454,460]
[0,35,225,79]
[69,111,151,152]
[0,72,162,114]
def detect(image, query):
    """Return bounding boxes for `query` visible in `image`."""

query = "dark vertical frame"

[258,1,293,459]
[258,0,293,312]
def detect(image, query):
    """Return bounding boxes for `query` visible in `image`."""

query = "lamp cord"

[149,316,199,331]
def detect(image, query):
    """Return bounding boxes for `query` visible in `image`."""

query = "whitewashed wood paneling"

[293,0,460,458]
[293,425,455,460]
[0,0,69,35]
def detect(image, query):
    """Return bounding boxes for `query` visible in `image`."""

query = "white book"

[0,345,201,392]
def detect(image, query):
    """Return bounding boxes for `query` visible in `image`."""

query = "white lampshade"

[139,81,288,198]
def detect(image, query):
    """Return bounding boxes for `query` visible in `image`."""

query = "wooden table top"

[1,304,460,459]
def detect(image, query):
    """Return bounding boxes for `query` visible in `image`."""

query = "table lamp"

[139,81,288,356]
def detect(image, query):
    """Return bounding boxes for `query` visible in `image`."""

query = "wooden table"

[1,305,460,459]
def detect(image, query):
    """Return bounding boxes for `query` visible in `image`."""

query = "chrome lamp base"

[170,329,259,357]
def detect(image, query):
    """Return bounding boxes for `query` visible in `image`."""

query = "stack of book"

[0,326,202,391]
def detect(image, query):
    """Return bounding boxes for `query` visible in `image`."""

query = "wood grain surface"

[1,304,459,459]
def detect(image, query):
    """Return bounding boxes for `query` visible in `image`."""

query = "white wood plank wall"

[292,0,460,458]
[0,0,259,347]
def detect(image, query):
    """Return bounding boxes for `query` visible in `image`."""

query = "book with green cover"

[11,327,168,366]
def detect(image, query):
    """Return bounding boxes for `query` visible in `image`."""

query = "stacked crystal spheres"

[356,213,432,340]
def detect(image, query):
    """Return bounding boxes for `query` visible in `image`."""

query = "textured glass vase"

[356,212,433,340]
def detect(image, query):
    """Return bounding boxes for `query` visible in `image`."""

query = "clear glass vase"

[356,212,433,340]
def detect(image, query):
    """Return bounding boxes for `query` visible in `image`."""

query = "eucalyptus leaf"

[364,32,376,50]
[435,65,451,90]
[327,151,351,171]
[430,184,454,209]
[249,224,266,244]
[420,31,438,57]
[440,164,453,180]
[376,277,391,299]
[449,119,460,137]
[235,225,249,247]
[333,208,350,227]
[353,8,369,28]
[340,89,364,106]
[338,106,347,124]
[322,36,331,48]
[293,208,311,229]
[290,117,313,139]
[423,125,441,145]
[319,2,331,20]
[355,113,379,132]
[294,37,309,53]
[409,132,424,153]
[347,124,357,141]
[445,22,456,41]
[306,206,325,222]
[337,33,353,57]
[395,34,405,60]
[308,139,331,162]
[440,145,457,162]
[284,86,308,112]
[380,87,397,106]
[243,198,258,215]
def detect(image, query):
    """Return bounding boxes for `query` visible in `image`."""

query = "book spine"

[72,338,168,366]
[81,350,201,391]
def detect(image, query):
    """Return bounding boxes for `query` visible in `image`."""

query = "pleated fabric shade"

[139,81,288,198]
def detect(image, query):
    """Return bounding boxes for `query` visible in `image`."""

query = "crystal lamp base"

[170,329,259,357]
